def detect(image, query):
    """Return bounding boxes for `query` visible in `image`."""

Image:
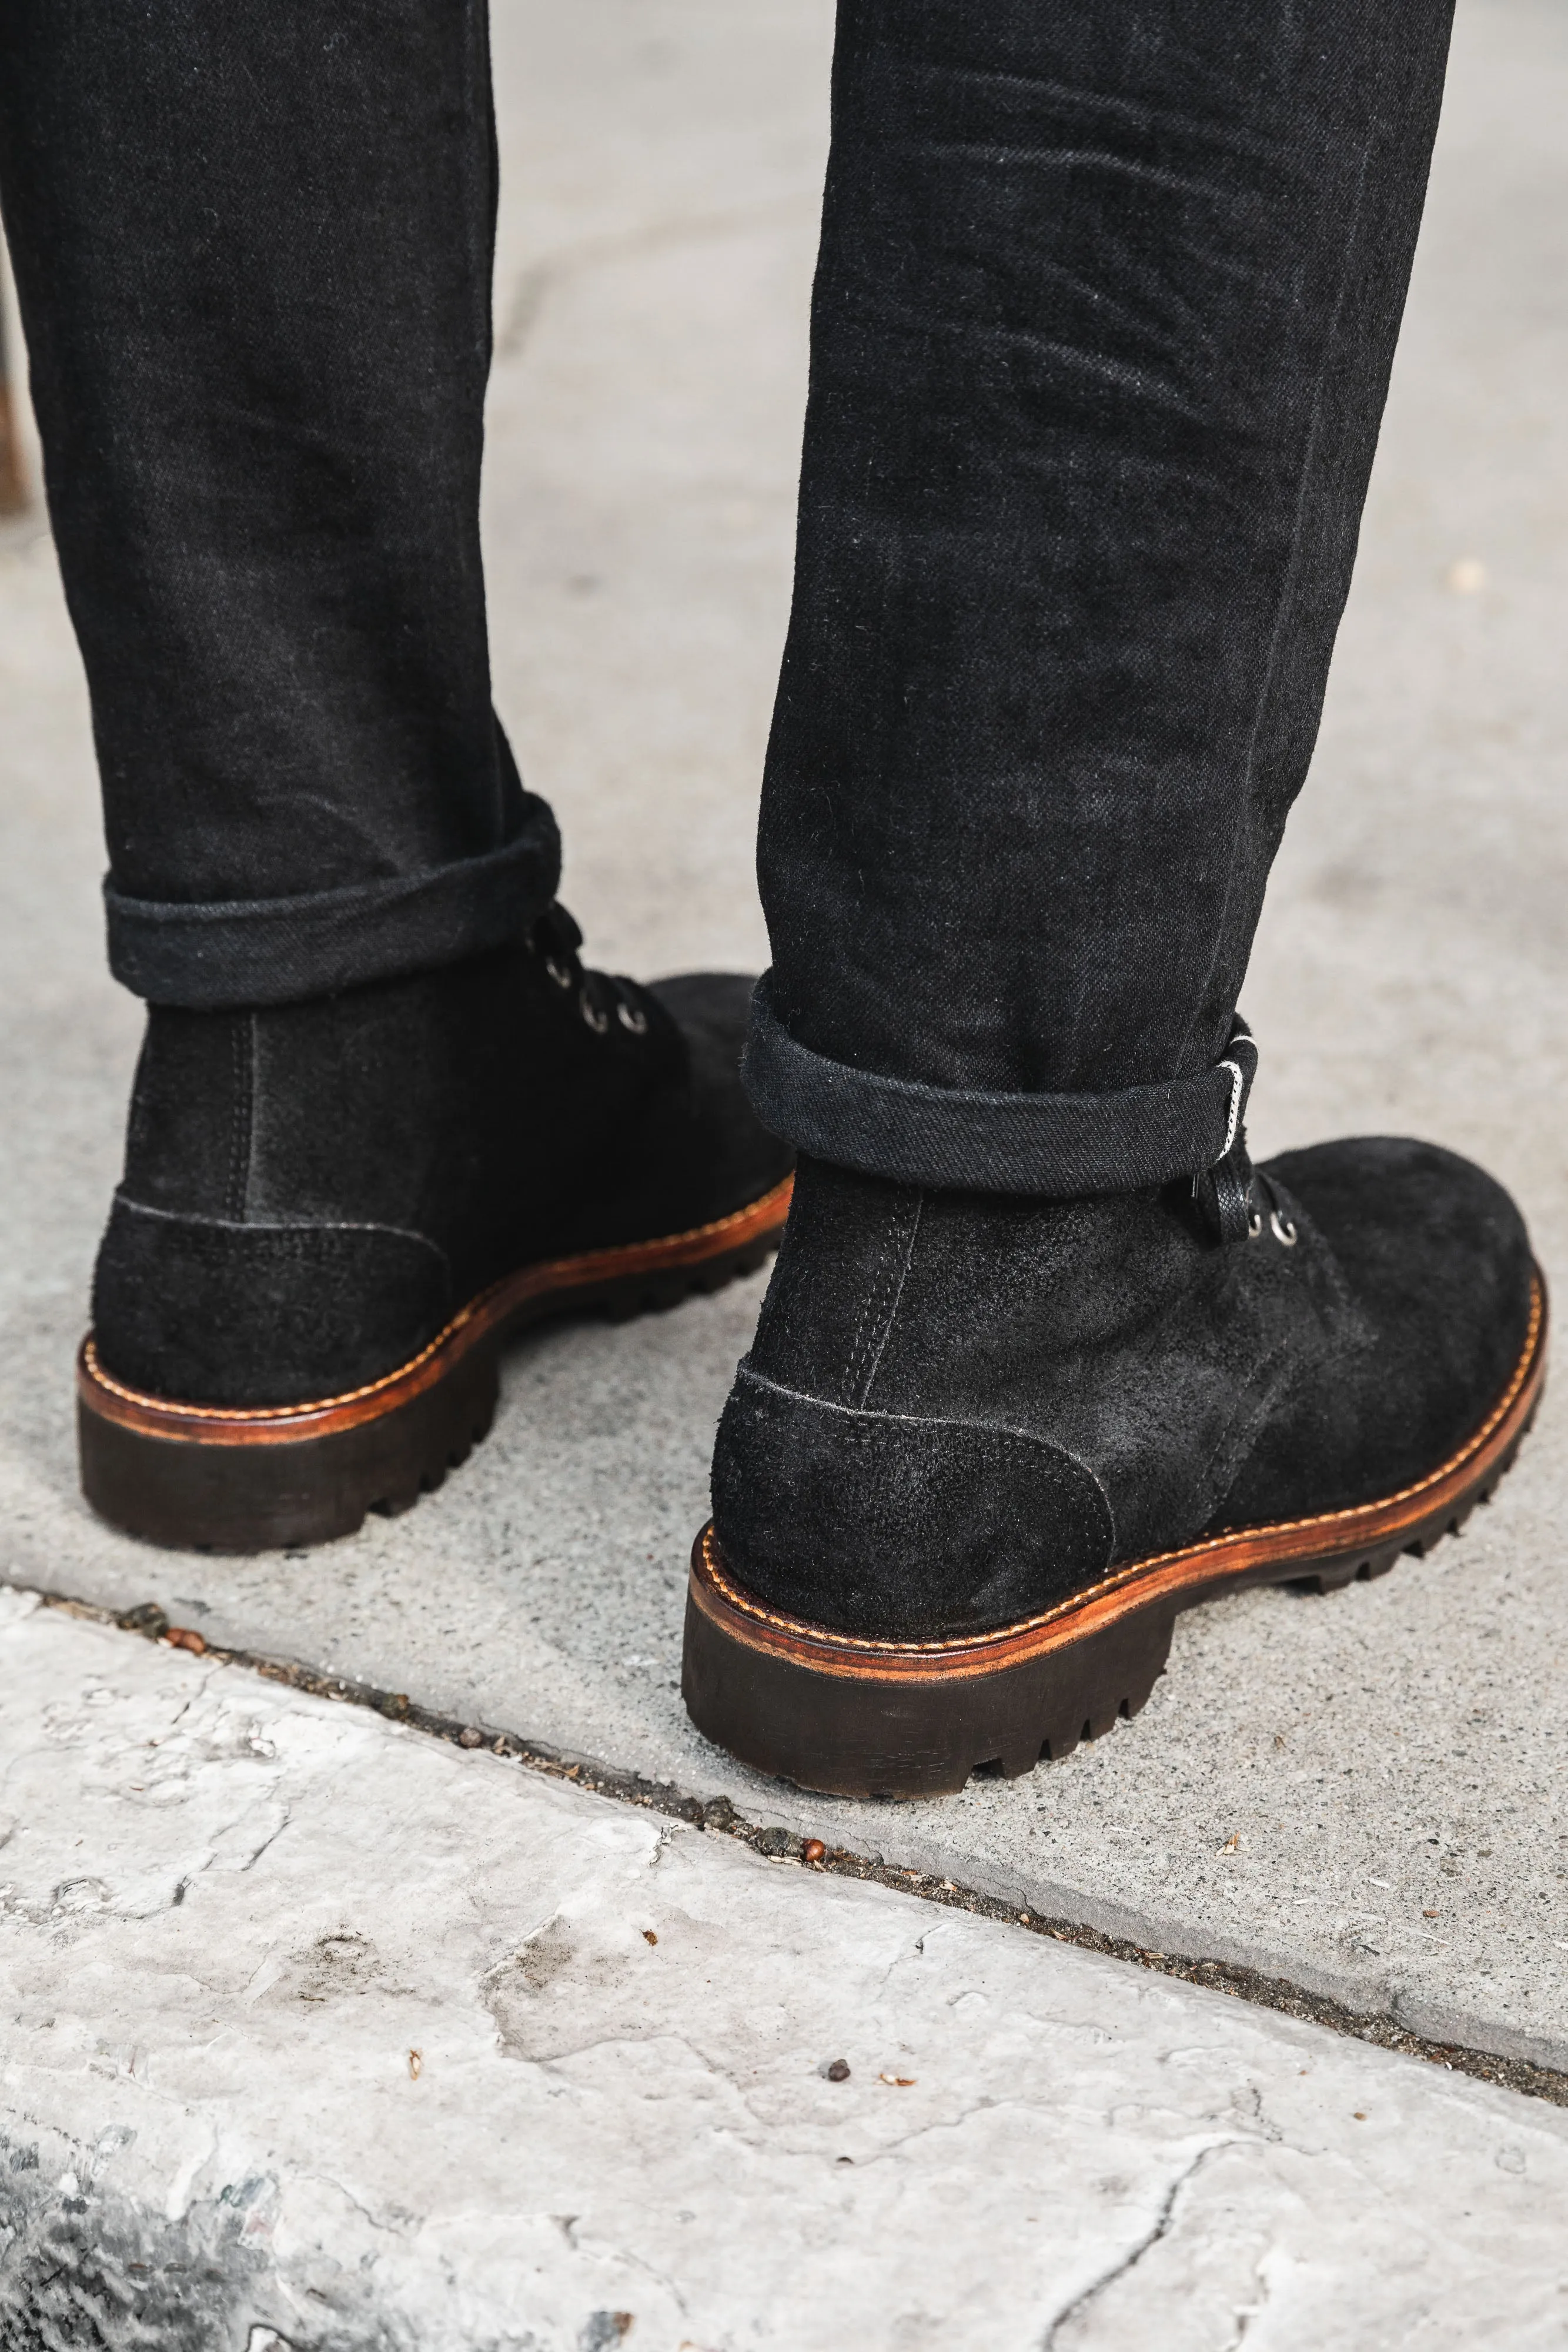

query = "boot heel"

[78,1337,501,1552]
[686,1271,1547,1796]
[79,1175,794,1552]
[682,1525,1175,1800]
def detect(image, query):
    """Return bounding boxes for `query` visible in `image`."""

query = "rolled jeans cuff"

[743,975,1257,1196]
[105,803,562,1009]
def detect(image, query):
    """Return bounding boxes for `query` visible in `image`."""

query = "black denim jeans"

[0,0,558,1009]
[0,0,1454,1196]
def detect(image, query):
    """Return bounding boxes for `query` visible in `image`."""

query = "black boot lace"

[1191,1018,1297,1250]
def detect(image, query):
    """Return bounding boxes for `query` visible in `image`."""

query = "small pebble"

[824,2058,851,2082]
[643,1929,658,1946]
[164,1627,206,1655]
[458,1726,484,1749]
[117,1603,168,1637]
[803,1838,827,1865]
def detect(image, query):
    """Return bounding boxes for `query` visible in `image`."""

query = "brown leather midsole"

[689,1267,1547,1688]
[79,1174,795,1450]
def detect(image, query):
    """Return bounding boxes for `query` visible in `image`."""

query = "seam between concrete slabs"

[16,1576,1567,2116]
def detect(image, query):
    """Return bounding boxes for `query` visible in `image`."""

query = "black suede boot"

[81,907,794,1549]
[685,1138,1545,1796]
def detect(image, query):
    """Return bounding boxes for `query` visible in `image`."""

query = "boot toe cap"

[1217,1136,1539,1528]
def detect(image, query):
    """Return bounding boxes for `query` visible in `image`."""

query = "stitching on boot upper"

[86,1180,795,1424]
[850,1192,923,1411]
[702,1276,1544,1656]
[112,1191,453,1273]
[838,1188,923,1409]
[734,1357,1115,1535]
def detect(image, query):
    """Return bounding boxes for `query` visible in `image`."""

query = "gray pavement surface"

[6,1590,1568,2352]
[1,0,1566,2100]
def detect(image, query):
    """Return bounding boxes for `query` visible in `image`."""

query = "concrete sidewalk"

[6,1589,1568,2351]
[1,0,1566,2210]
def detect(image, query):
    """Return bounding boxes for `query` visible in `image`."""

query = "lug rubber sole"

[682,1268,1547,1799]
[79,1175,794,1552]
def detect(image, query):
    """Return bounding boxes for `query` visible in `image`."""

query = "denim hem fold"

[743,975,1255,1196]
[105,808,563,1009]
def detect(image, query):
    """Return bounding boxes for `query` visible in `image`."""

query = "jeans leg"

[0,0,558,1008]
[749,0,1455,1192]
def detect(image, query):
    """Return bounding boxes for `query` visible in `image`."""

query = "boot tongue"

[531,900,585,964]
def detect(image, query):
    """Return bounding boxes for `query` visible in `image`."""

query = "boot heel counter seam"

[732,1359,1117,1536]
[713,1362,1119,1638]
[93,1195,457,1408]
[840,1189,922,1408]
[111,1190,453,1277]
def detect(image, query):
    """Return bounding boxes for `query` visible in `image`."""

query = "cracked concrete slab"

[4,1591,1568,2351]
[1,0,1566,2094]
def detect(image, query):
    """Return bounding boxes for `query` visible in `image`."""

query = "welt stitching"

[86,1180,793,1424]
[702,1281,1544,1656]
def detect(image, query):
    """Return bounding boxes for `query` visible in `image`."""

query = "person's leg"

[752,0,1452,1174]
[0,0,547,1004]
[687,0,1544,1793]
[0,0,791,1548]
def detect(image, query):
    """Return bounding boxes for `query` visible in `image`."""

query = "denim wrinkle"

[754,0,1455,1182]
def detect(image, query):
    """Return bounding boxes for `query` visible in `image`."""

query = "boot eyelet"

[580,991,610,1035]
[1270,1211,1298,1247]
[545,958,574,990]
[616,1001,648,1035]
[1247,1209,1263,1241]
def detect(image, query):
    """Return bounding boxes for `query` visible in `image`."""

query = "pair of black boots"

[81,923,1545,1798]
